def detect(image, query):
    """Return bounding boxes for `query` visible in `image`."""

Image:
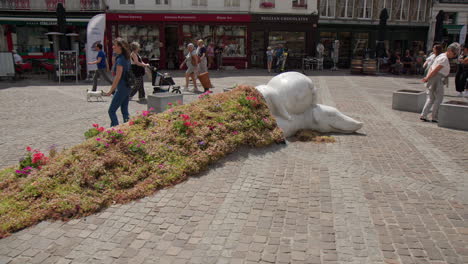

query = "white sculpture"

[256,72,363,137]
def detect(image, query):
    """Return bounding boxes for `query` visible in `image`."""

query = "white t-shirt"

[430,53,450,77]
[425,53,435,65]
[13,53,23,64]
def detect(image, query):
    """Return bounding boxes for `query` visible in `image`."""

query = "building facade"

[0,0,106,62]
[318,0,431,68]
[107,0,319,69]
[427,0,468,50]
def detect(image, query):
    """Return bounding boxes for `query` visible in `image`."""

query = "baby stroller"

[149,59,181,94]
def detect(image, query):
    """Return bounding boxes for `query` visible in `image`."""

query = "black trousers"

[455,65,468,92]
[130,75,145,98]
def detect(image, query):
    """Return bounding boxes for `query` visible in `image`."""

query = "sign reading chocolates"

[252,14,315,23]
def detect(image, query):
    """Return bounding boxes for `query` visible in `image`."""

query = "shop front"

[250,14,319,69]
[319,24,428,68]
[106,13,251,70]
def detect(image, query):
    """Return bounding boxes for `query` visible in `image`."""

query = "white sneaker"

[457,92,463,97]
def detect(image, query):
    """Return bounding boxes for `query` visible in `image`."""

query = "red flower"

[32,152,45,164]
[129,121,135,126]
[142,111,150,117]
[97,127,105,132]
[92,123,99,128]
[180,114,190,121]
[168,102,173,106]
[26,146,32,152]
[183,121,192,127]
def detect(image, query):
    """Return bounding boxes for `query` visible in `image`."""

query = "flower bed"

[0,85,284,238]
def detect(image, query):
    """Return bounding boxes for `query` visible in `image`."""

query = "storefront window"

[215,26,246,57]
[15,26,50,53]
[118,25,160,58]
[320,32,337,57]
[353,32,369,57]
[182,25,215,47]
[269,31,305,58]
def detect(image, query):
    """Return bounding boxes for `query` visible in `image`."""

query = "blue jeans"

[108,88,130,127]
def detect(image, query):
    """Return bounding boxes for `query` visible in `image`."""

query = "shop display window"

[352,32,369,57]
[215,26,246,57]
[319,32,337,57]
[182,25,215,47]
[118,25,160,58]
[268,31,305,58]
[14,26,51,53]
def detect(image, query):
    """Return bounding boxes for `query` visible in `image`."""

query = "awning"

[0,16,89,26]
[444,24,464,35]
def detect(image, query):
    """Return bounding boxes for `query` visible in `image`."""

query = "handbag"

[131,54,145,77]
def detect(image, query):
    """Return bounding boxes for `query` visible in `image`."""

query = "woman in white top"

[423,44,443,77]
[179,43,199,92]
[420,43,460,123]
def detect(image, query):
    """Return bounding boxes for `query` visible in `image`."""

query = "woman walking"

[129,42,149,100]
[207,43,215,69]
[455,45,468,97]
[266,46,273,73]
[215,44,223,70]
[179,43,200,92]
[196,39,208,74]
[423,44,442,77]
[105,38,131,127]
[420,43,460,123]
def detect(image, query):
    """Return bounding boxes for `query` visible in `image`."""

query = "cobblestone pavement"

[0,70,468,264]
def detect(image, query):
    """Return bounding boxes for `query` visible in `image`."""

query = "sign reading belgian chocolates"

[252,14,314,23]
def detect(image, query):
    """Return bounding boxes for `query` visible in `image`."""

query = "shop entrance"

[165,25,179,69]
[251,31,265,68]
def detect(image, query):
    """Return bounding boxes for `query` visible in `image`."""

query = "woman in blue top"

[105,38,131,127]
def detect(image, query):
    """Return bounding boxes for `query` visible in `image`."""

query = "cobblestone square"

[1,70,467,264]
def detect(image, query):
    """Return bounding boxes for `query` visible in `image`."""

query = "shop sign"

[253,15,313,23]
[107,13,252,23]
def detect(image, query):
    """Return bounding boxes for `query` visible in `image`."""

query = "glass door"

[251,31,265,68]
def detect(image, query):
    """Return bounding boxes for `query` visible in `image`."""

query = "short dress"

[186,50,197,74]
[266,50,273,62]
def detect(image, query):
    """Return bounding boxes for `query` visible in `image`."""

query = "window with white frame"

[392,0,409,21]
[377,0,393,20]
[155,0,169,5]
[192,0,207,6]
[225,0,240,7]
[259,0,275,8]
[357,0,373,19]
[337,0,354,18]
[120,0,135,4]
[320,0,336,17]
[292,0,307,8]
[416,0,427,21]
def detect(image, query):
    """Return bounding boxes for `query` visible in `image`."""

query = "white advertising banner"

[86,14,106,72]
[460,24,467,46]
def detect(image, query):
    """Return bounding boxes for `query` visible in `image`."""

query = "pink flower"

[92,123,99,128]
[180,114,190,121]
[97,127,105,132]
[128,141,133,145]
[142,111,150,116]
[158,164,164,169]
[96,138,101,141]
[141,140,146,144]
[167,102,173,106]
[169,109,174,113]
[26,146,32,152]
[105,143,110,147]
[232,131,239,135]
[129,121,135,126]
[149,107,155,111]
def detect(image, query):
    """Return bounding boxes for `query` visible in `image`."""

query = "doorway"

[251,31,265,68]
[165,25,179,69]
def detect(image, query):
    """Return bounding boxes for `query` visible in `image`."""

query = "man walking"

[88,44,113,91]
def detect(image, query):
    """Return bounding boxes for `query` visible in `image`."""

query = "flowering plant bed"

[0,85,284,238]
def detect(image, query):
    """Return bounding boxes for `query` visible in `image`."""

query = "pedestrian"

[415,51,426,75]
[274,44,284,72]
[12,50,23,64]
[129,42,149,101]
[423,44,443,77]
[207,43,215,69]
[88,43,113,91]
[104,38,131,127]
[266,46,273,73]
[420,42,460,123]
[196,39,208,74]
[455,45,468,97]
[401,49,413,74]
[215,44,223,70]
[179,43,200,92]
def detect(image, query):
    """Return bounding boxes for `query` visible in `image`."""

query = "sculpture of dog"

[86,90,105,102]
[256,72,363,137]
